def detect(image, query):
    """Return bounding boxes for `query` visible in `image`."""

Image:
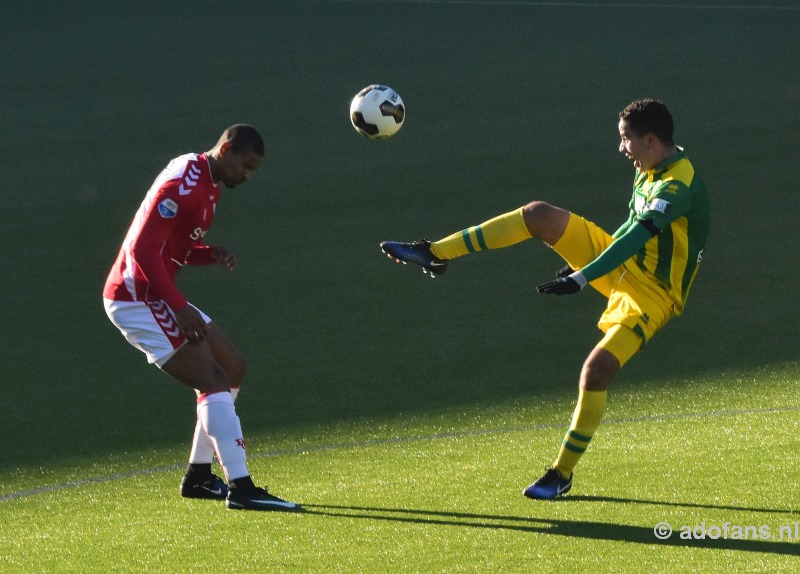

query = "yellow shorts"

[550,213,676,366]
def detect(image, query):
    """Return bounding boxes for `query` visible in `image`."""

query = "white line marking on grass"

[279,0,800,11]
[2,405,797,502]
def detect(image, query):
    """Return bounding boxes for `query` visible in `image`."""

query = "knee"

[579,348,620,391]
[522,201,552,226]
[522,201,569,245]
[199,362,232,395]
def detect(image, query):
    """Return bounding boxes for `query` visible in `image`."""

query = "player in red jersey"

[103,125,299,511]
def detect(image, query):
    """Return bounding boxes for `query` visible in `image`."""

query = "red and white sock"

[196,391,248,481]
[189,387,240,465]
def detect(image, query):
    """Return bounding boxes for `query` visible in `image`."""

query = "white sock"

[189,387,240,465]
[197,392,249,481]
[188,419,216,465]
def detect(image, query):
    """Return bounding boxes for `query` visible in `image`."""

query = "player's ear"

[219,141,233,156]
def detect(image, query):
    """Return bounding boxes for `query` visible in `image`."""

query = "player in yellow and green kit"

[380,99,710,499]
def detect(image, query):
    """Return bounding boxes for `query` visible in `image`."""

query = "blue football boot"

[380,240,448,277]
[522,468,573,500]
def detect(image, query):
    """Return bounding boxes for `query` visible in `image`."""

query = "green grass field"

[2,1,798,572]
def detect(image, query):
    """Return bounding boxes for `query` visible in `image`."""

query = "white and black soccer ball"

[350,84,405,139]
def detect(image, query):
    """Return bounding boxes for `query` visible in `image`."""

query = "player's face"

[618,119,654,171]
[218,149,263,189]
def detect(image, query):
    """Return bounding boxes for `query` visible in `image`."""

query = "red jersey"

[103,153,220,311]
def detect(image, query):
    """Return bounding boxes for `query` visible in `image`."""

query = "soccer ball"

[350,85,405,139]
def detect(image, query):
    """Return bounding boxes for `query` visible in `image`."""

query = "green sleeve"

[611,217,634,239]
[579,221,652,283]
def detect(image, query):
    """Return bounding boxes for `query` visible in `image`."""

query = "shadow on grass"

[562,495,798,515]
[302,504,800,556]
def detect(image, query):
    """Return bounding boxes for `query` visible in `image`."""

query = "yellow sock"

[553,389,607,479]
[430,207,532,260]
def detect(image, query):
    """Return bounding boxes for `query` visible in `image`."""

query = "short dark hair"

[619,99,674,145]
[224,124,264,156]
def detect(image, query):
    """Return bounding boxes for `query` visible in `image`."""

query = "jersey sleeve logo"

[179,164,202,196]
[158,198,179,218]
[648,198,671,214]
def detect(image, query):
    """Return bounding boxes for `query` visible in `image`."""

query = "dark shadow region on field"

[561,495,799,515]
[304,504,800,556]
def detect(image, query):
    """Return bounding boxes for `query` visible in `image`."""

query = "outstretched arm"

[537,220,656,295]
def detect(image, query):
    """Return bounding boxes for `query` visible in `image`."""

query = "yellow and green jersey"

[578,147,709,315]
[617,148,710,313]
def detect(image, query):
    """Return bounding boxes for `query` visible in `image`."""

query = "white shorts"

[103,298,212,368]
